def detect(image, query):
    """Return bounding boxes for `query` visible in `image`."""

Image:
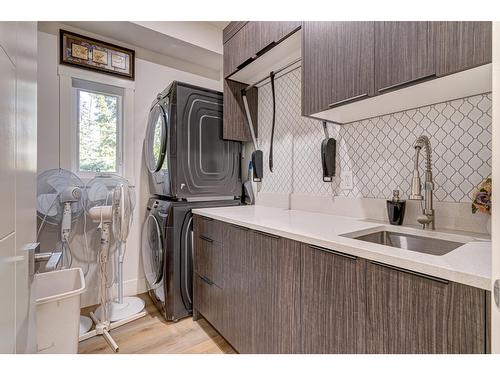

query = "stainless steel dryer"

[141,197,240,321]
[144,81,241,200]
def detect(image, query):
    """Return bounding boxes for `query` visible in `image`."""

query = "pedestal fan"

[79,173,145,352]
[37,168,94,336]
[36,168,84,267]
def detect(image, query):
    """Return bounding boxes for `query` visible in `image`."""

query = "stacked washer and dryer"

[141,82,241,321]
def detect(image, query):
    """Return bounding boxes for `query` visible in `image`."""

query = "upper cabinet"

[302,21,492,121]
[436,21,492,77]
[222,21,300,142]
[223,21,301,79]
[222,21,492,138]
[375,22,436,94]
[302,22,374,116]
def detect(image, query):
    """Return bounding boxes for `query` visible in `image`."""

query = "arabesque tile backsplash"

[257,66,492,203]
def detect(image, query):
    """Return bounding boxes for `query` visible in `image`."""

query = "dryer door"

[141,213,165,301]
[179,212,194,312]
[144,103,168,173]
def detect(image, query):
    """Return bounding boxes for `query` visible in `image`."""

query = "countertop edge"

[192,209,491,291]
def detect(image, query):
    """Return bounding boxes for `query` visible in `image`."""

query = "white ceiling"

[131,21,224,54]
[207,21,230,30]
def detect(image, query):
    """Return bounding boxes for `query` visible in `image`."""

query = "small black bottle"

[387,190,406,225]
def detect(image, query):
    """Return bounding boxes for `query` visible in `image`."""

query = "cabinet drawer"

[194,215,223,243]
[194,234,223,287]
[194,273,224,332]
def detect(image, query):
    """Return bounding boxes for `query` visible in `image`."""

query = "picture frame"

[60,29,135,80]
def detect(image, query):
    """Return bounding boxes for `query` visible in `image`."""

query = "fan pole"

[118,242,125,304]
[78,179,145,352]
[88,222,119,352]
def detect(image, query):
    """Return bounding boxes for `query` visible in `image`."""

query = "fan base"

[80,315,93,336]
[94,296,145,322]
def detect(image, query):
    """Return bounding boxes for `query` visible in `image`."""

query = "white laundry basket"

[35,268,85,354]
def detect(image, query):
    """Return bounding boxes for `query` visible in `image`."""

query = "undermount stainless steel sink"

[352,231,465,256]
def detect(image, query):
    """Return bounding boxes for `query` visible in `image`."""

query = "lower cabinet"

[192,216,489,354]
[365,261,487,353]
[248,231,301,353]
[300,244,366,353]
[221,224,301,353]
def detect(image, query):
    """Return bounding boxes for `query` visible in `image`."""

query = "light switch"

[341,170,353,190]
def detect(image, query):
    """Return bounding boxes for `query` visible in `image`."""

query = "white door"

[0,21,37,354]
[492,22,500,354]
[0,25,17,354]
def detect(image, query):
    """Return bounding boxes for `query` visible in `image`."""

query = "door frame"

[491,21,500,353]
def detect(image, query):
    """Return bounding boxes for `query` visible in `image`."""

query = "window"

[73,79,124,175]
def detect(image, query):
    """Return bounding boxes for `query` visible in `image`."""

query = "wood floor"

[78,293,236,354]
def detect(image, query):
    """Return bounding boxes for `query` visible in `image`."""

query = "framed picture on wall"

[60,29,135,80]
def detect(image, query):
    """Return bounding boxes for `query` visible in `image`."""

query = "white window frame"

[58,65,135,183]
[73,82,124,177]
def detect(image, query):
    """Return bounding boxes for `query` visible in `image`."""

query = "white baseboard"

[81,277,148,308]
[123,277,148,297]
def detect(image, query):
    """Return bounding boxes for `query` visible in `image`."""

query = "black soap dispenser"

[387,190,406,225]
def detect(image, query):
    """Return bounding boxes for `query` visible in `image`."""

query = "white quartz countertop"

[192,205,491,290]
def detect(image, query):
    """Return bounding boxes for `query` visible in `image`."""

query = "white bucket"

[35,268,85,354]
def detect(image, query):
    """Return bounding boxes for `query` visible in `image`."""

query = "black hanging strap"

[269,71,276,172]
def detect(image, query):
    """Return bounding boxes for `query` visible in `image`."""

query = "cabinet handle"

[230,223,249,231]
[236,57,254,71]
[255,231,280,240]
[202,216,213,222]
[308,245,357,260]
[255,41,277,57]
[200,275,215,286]
[200,235,213,243]
[328,93,369,108]
[377,73,437,93]
[369,260,449,284]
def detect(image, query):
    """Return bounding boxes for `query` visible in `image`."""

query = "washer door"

[144,102,168,173]
[141,214,164,293]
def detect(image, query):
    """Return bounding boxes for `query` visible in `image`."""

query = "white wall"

[37,30,222,307]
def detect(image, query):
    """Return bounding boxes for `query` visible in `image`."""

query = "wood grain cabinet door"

[255,21,301,55]
[302,21,375,116]
[248,232,302,353]
[221,223,253,353]
[365,261,486,354]
[223,22,256,78]
[223,21,248,44]
[224,21,302,78]
[300,244,366,353]
[375,22,436,94]
[222,79,257,142]
[436,21,492,77]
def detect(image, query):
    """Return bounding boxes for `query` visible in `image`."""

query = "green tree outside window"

[78,90,119,173]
